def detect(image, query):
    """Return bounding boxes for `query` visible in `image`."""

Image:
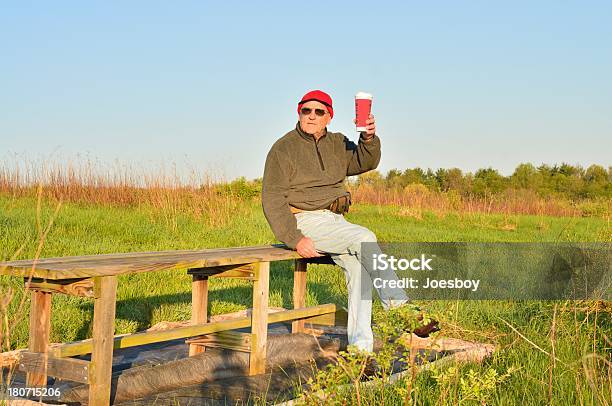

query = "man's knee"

[360,229,377,243]
[348,228,377,253]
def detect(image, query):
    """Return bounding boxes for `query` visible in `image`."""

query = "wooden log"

[292,259,308,334]
[89,275,118,406]
[59,333,342,405]
[249,261,269,375]
[18,351,90,384]
[0,349,26,368]
[51,304,339,358]
[24,277,94,298]
[26,290,51,387]
[189,274,208,356]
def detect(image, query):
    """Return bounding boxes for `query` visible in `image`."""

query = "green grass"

[0,194,610,405]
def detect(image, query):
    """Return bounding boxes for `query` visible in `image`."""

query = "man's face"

[299,100,331,137]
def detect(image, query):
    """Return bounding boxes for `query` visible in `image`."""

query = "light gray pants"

[295,209,409,352]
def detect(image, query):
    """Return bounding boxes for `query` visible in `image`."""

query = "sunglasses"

[300,107,327,117]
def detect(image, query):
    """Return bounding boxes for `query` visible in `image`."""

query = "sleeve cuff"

[360,133,378,144]
[284,230,305,250]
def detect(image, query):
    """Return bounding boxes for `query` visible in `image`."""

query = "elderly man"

[262,90,438,353]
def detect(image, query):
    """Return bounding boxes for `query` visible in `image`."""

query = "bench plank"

[0,245,306,279]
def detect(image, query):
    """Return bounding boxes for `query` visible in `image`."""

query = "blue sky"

[1,1,610,180]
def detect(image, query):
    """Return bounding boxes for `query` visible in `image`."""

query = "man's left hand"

[353,114,376,139]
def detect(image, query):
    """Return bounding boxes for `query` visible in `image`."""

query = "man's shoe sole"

[412,319,440,338]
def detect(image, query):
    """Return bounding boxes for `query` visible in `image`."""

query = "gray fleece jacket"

[262,122,381,249]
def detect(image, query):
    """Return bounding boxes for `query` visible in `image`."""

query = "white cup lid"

[355,91,373,99]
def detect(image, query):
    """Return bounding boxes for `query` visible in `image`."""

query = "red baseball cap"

[297,90,333,119]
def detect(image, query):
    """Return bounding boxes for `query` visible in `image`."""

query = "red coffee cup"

[355,92,373,131]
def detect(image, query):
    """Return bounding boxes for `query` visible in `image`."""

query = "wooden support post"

[26,290,52,387]
[292,259,307,334]
[249,261,269,375]
[88,276,117,406]
[189,274,209,356]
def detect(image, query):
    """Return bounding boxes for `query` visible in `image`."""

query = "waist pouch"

[327,191,352,214]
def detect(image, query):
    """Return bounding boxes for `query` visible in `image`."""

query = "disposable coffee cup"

[355,91,373,131]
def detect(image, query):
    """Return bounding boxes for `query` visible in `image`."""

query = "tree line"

[355,163,611,200]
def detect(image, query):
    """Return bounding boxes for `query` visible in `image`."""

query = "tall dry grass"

[0,187,63,392]
[1,156,608,222]
[0,156,249,229]
[349,183,610,218]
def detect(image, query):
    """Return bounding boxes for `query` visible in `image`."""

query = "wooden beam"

[26,290,51,387]
[306,308,349,327]
[24,277,94,298]
[89,276,118,406]
[51,303,338,358]
[249,261,269,375]
[186,331,252,353]
[189,274,208,356]
[18,351,89,384]
[292,259,308,334]
[188,263,255,280]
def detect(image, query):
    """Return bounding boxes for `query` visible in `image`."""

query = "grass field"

[0,193,610,405]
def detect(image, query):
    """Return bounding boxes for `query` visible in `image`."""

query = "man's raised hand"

[353,114,376,138]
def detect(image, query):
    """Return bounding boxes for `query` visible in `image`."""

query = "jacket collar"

[296,122,328,143]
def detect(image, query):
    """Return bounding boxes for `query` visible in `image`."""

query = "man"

[262,90,438,353]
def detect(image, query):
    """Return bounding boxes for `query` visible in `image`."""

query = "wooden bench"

[0,245,345,406]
